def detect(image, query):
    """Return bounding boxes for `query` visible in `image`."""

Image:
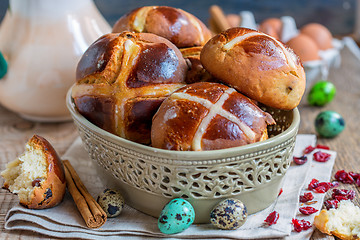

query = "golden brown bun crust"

[112,6,212,48]
[25,135,66,209]
[200,27,306,110]
[72,32,187,144]
[314,206,360,240]
[151,82,275,151]
[180,47,218,84]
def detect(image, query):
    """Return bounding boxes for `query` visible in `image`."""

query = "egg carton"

[239,11,344,85]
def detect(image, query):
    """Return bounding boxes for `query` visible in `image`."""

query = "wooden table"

[1,43,359,239]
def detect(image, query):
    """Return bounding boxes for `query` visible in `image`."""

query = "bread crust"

[3,135,66,209]
[180,47,218,84]
[112,6,212,48]
[72,32,187,144]
[151,82,275,151]
[314,207,360,240]
[200,27,306,110]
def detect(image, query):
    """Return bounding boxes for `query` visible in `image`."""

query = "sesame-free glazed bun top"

[112,6,212,48]
[72,32,187,144]
[200,27,306,110]
[151,82,275,151]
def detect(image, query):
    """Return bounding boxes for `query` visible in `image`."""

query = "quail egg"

[97,189,124,218]
[158,198,195,234]
[210,198,247,230]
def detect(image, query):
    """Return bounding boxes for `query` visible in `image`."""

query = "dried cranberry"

[356,178,360,187]
[299,206,318,215]
[292,218,312,232]
[332,189,355,201]
[299,192,314,203]
[314,182,333,193]
[331,181,340,188]
[264,211,279,226]
[303,145,315,154]
[349,172,360,181]
[313,151,331,162]
[293,155,308,165]
[324,199,339,210]
[316,144,330,150]
[278,188,283,196]
[308,179,319,190]
[334,170,355,184]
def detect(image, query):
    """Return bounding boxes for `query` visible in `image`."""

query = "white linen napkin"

[5,134,336,239]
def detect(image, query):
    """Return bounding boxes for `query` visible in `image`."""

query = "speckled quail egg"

[158,198,195,234]
[97,189,124,218]
[210,198,247,230]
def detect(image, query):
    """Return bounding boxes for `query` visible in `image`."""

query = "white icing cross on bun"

[223,31,296,69]
[171,89,256,151]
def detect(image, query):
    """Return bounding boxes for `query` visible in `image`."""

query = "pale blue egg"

[158,198,195,234]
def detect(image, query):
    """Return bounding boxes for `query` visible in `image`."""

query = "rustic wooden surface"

[1,44,359,239]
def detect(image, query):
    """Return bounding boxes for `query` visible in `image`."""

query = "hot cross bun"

[112,6,212,48]
[151,82,275,151]
[1,135,66,209]
[200,27,306,110]
[72,32,187,144]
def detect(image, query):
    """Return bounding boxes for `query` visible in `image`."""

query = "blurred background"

[0,0,357,36]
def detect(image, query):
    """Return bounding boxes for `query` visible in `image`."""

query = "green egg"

[308,81,336,106]
[158,198,195,234]
[315,111,345,138]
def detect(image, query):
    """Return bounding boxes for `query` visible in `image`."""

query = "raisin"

[299,206,318,215]
[303,145,315,154]
[324,199,339,210]
[264,211,279,226]
[299,192,314,203]
[313,151,331,162]
[293,155,308,165]
[292,218,312,232]
[32,178,42,187]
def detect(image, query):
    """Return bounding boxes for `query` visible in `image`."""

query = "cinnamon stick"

[209,5,231,32]
[63,159,107,228]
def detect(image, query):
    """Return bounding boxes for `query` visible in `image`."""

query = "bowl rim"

[66,85,300,161]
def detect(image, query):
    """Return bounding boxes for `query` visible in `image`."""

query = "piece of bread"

[286,34,321,62]
[180,46,218,84]
[72,32,187,144]
[200,27,306,110]
[112,6,212,48]
[1,135,66,209]
[314,200,360,240]
[151,82,275,151]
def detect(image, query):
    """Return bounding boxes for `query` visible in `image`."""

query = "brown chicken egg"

[226,14,241,28]
[300,23,333,50]
[258,18,282,40]
[286,34,321,62]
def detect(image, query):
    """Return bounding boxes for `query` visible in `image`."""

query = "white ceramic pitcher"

[0,0,111,121]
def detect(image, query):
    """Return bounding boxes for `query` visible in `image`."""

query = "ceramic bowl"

[66,86,300,223]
